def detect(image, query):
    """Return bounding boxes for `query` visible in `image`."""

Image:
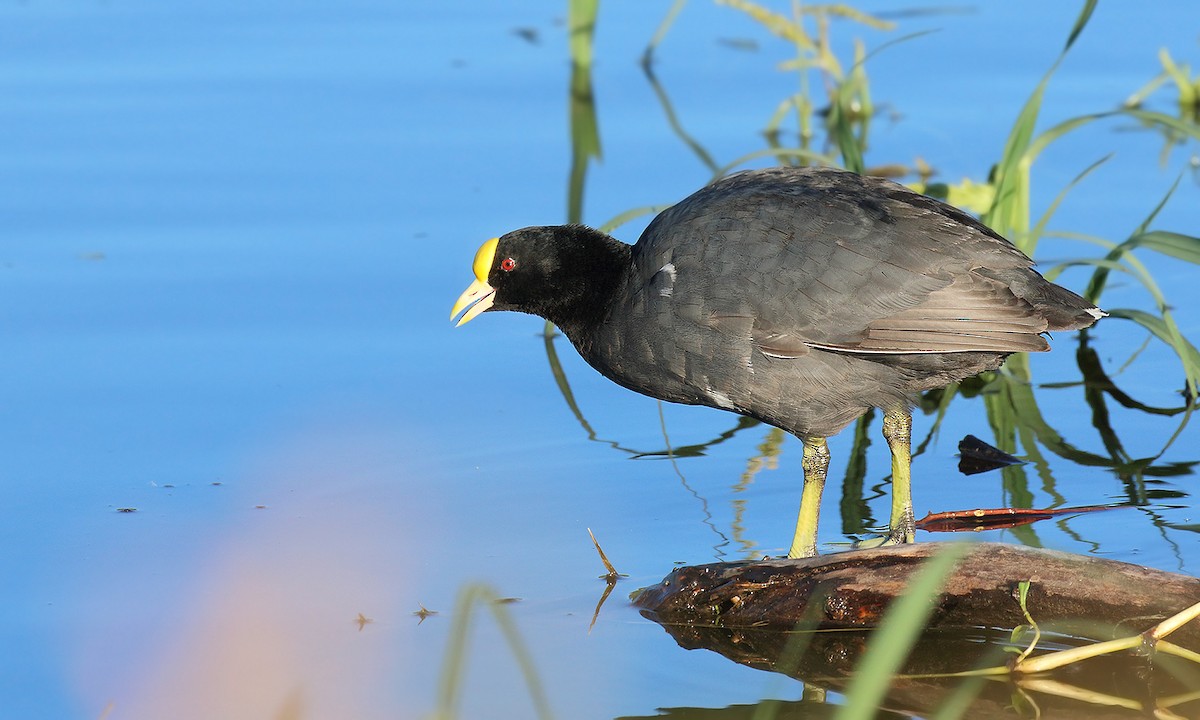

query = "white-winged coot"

[452,166,1104,557]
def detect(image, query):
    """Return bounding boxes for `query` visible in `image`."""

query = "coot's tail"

[1028,282,1105,331]
[978,268,1105,331]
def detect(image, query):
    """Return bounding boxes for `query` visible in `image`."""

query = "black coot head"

[451,225,623,330]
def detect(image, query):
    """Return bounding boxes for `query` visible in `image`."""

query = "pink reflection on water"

[78,419,445,719]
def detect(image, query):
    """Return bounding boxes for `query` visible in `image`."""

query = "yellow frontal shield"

[450,238,499,326]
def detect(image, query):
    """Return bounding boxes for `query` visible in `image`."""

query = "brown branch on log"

[915,504,1117,532]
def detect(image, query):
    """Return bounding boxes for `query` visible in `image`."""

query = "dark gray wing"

[629,167,1057,357]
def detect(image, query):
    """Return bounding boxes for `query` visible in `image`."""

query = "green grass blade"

[1106,309,1200,397]
[1133,174,1184,235]
[1024,112,1108,177]
[1062,0,1097,52]
[981,75,1042,242]
[983,0,1097,245]
[566,62,601,227]
[1027,153,1111,252]
[812,4,897,30]
[598,204,672,234]
[995,103,1197,253]
[834,544,970,720]
[1083,178,1187,302]
[1124,70,1170,108]
[1123,230,1200,265]
[858,28,940,63]
[1158,48,1199,109]
[716,0,816,49]
[1041,256,1134,283]
[716,147,838,177]
[1123,107,1200,143]
[830,98,864,173]
[835,39,869,174]
[827,30,938,175]
[434,586,478,719]
[433,583,554,720]
[1048,252,1187,396]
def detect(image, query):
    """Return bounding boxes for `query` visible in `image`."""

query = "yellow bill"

[450,238,499,326]
[451,278,495,326]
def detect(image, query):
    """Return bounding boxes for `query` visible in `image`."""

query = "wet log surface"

[632,542,1200,649]
[631,543,1200,717]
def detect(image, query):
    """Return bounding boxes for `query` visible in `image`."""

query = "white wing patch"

[706,387,735,409]
[655,262,677,297]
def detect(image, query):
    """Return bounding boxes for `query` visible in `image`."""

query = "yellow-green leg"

[788,436,830,558]
[882,408,916,545]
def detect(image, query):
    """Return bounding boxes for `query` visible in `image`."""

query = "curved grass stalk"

[597,204,671,234]
[1083,174,1186,296]
[715,147,837,178]
[1013,580,1043,664]
[1125,107,1200,142]
[1047,231,1200,402]
[1016,677,1144,711]
[641,0,688,68]
[1027,153,1112,251]
[890,595,1200,715]
[982,0,1100,247]
[642,61,721,174]
[433,583,553,720]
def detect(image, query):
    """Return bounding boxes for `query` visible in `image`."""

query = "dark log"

[630,542,1200,718]
[633,542,1200,648]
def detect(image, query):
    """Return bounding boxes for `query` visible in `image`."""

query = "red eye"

[500,257,517,272]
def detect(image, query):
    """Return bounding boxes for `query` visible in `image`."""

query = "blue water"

[1,1,1198,718]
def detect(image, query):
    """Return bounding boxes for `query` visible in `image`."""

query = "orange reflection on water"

[84,424,440,720]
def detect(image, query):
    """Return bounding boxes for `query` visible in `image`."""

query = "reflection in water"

[957,433,1024,475]
[543,333,762,459]
[586,528,624,632]
[838,410,877,536]
[566,4,601,228]
[631,540,1200,718]
[642,63,721,177]
[543,312,1199,556]
[655,401,733,558]
[732,427,786,558]
[83,427,433,720]
[913,503,1117,533]
[620,622,1200,719]
[1074,334,1197,481]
